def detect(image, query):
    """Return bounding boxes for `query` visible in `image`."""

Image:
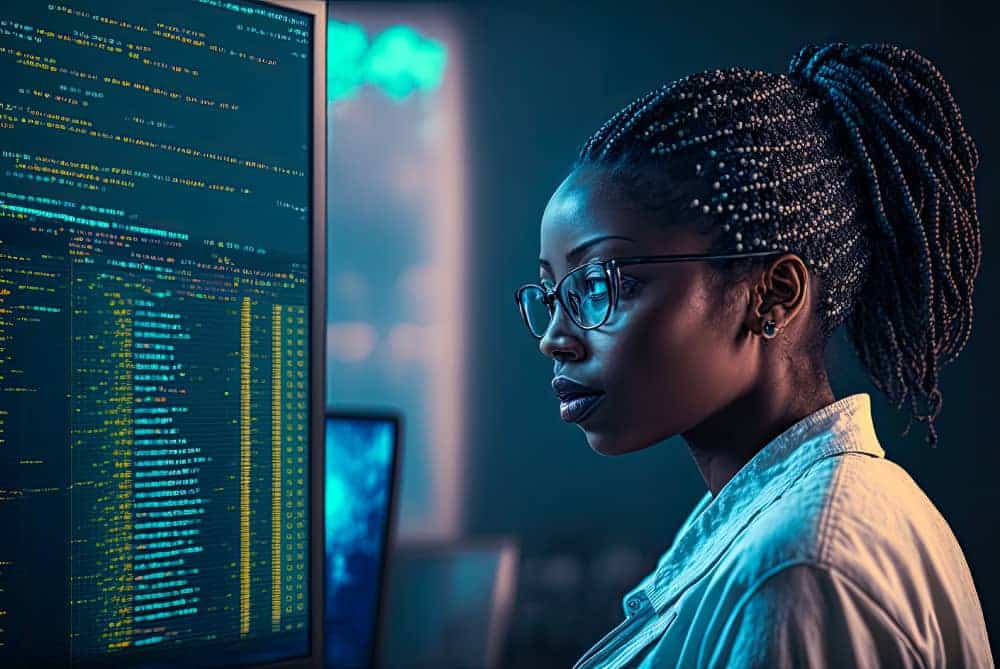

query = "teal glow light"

[327,20,369,101]
[327,21,447,102]
[366,26,447,100]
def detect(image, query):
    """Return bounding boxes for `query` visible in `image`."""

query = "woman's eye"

[620,276,641,296]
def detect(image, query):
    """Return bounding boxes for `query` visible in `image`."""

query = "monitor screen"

[0,0,324,666]
[324,412,401,669]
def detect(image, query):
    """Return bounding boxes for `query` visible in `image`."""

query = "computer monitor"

[323,410,402,669]
[0,0,326,666]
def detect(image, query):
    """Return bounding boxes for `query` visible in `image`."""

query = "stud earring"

[762,319,778,339]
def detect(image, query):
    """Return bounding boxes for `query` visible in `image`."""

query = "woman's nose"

[538,303,585,361]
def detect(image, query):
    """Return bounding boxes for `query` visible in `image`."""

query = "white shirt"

[572,393,993,669]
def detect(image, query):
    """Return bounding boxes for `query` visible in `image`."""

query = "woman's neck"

[681,376,836,498]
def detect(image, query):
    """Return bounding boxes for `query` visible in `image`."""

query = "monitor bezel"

[323,409,405,669]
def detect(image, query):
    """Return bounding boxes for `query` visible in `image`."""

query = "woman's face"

[538,165,760,456]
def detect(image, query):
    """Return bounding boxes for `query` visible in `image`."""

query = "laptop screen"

[324,412,401,668]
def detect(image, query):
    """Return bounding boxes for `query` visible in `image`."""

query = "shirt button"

[627,597,641,611]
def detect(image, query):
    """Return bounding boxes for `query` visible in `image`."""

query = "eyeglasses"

[514,251,783,339]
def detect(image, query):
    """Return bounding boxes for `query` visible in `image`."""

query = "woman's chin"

[582,425,670,456]
[582,428,632,456]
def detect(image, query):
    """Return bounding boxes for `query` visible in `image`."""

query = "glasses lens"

[518,285,552,337]
[562,264,611,328]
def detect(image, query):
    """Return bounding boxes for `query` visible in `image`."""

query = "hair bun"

[783,41,981,447]
[787,42,852,89]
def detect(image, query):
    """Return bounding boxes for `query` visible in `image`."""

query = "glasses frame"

[514,250,785,339]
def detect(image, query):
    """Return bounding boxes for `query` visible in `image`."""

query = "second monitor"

[324,411,403,669]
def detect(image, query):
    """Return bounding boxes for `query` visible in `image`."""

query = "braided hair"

[575,42,981,449]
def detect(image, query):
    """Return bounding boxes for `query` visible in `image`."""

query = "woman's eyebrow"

[538,235,636,272]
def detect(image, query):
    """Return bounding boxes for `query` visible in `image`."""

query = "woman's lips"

[560,393,605,423]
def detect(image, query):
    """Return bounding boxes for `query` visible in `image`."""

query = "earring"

[762,319,778,339]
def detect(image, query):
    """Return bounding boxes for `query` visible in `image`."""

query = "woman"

[514,43,993,668]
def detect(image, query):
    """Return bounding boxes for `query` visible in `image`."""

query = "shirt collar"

[645,392,883,614]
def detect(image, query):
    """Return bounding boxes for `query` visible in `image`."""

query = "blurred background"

[324,0,999,665]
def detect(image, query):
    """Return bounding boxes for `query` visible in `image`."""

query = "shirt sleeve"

[703,562,925,669]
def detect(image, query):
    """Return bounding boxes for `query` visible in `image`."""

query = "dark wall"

[458,0,1000,663]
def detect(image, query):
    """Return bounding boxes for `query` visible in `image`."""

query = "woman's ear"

[742,254,810,336]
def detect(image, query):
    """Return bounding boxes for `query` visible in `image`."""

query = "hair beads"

[576,43,981,448]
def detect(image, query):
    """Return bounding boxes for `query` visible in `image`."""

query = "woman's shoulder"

[708,451,991,665]
[813,451,976,598]
[719,450,983,636]
[732,451,960,572]
[709,449,968,589]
